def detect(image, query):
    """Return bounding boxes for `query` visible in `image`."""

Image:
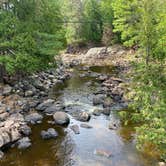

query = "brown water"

[0,66,158,166]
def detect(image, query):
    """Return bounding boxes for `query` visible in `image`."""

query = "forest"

[0,0,166,165]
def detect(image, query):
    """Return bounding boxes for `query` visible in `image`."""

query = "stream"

[0,66,158,166]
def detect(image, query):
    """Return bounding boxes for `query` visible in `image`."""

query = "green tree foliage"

[113,0,166,160]
[0,0,66,75]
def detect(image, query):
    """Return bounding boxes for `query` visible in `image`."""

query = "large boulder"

[53,112,70,126]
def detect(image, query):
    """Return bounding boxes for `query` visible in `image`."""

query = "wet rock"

[0,112,9,121]
[20,125,32,136]
[53,112,70,126]
[80,123,93,129]
[17,137,31,149]
[11,129,21,142]
[70,125,80,134]
[102,107,111,116]
[25,90,34,97]
[109,122,119,130]
[94,149,112,158]
[103,98,113,108]
[41,128,58,140]
[0,151,4,159]
[36,99,55,111]
[78,112,91,122]
[2,85,12,96]
[93,94,105,105]
[92,109,102,116]
[98,75,108,81]
[44,102,64,115]
[25,112,43,124]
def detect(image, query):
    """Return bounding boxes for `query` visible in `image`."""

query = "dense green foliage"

[0,0,66,74]
[112,0,166,160]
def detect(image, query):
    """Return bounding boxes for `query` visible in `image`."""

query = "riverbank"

[0,45,162,166]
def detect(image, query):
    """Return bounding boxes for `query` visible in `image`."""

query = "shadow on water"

[0,66,158,166]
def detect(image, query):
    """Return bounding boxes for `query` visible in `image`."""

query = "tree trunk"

[0,64,6,83]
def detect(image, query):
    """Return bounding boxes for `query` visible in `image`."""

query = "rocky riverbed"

[0,46,162,166]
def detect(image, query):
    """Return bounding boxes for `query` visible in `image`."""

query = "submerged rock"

[41,128,58,140]
[80,123,93,129]
[70,125,80,134]
[0,151,4,159]
[94,149,112,158]
[53,112,70,126]
[17,137,31,149]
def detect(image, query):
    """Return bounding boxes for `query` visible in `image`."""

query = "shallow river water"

[0,66,158,166]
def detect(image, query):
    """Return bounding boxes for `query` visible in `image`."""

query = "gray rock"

[25,112,43,124]
[0,151,4,159]
[78,112,91,122]
[70,125,80,134]
[17,137,31,149]
[102,107,111,116]
[92,109,102,116]
[94,149,112,158]
[2,85,12,96]
[93,95,105,105]
[80,123,93,129]
[53,112,70,126]
[103,98,112,108]
[41,128,58,140]
[20,125,32,136]
[25,90,34,97]
[36,99,55,111]
[44,103,64,115]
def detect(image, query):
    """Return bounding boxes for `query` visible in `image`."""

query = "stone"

[93,95,105,105]
[2,85,12,96]
[94,149,112,158]
[25,90,34,97]
[53,112,70,126]
[41,128,58,140]
[25,112,43,124]
[102,107,111,116]
[20,125,32,136]
[80,123,93,129]
[78,112,91,122]
[103,98,112,108]
[36,99,55,111]
[70,125,80,134]
[108,122,118,130]
[11,129,21,142]
[92,109,102,116]
[0,151,4,159]
[44,103,64,115]
[17,137,31,149]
